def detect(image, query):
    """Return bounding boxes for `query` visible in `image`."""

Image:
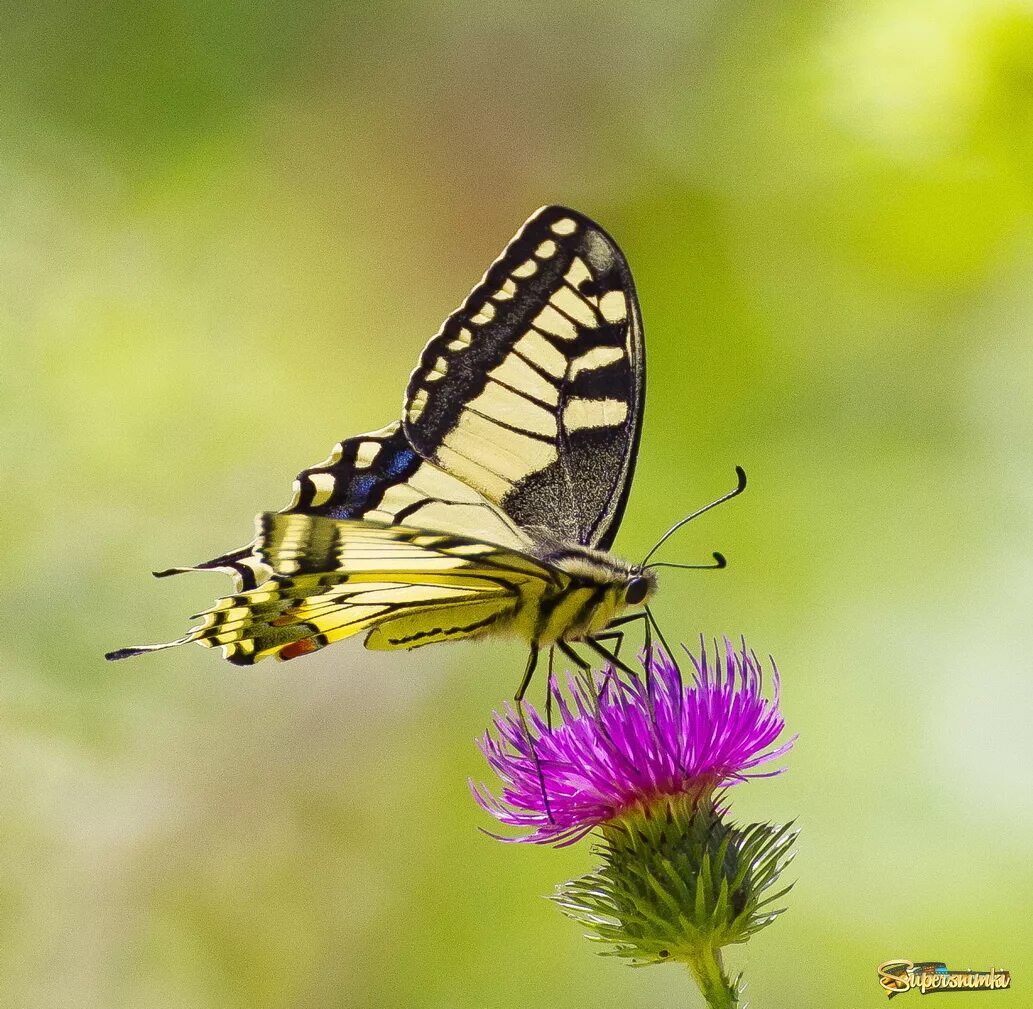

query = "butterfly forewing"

[403,205,644,550]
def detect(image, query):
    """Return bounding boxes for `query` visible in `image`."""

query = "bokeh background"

[3,2,1032,1006]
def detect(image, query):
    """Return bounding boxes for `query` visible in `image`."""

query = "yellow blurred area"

[2,2,1031,1005]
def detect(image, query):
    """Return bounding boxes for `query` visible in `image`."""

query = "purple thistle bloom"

[472,639,794,846]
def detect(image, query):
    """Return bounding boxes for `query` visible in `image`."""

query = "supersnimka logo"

[877,960,1011,998]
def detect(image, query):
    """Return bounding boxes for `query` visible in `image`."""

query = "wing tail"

[105,639,194,661]
[150,544,271,592]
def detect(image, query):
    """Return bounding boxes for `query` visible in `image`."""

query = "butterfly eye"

[625,577,649,606]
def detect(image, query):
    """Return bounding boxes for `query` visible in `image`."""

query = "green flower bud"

[554,797,796,1005]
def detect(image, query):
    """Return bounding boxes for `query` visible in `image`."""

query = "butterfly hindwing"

[285,422,527,550]
[403,205,644,550]
[111,514,555,664]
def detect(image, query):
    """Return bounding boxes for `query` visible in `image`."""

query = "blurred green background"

[3,1,1031,1006]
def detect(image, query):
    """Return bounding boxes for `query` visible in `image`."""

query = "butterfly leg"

[514,646,553,823]
[556,640,589,671]
[591,630,632,665]
[557,640,615,716]
[556,640,594,703]
[545,647,556,730]
[644,605,680,677]
[584,632,625,703]
[514,645,539,705]
[593,630,625,670]
[595,611,662,718]
[557,639,593,695]
[603,608,673,687]
[618,609,667,708]
[594,628,625,660]
[601,612,652,659]
[589,607,654,679]
[585,636,640,683]
[603,613,647,629]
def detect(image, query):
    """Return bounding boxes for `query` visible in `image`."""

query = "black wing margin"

[402,205,644,550]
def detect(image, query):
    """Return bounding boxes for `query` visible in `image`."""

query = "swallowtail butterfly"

[108,207,741,686]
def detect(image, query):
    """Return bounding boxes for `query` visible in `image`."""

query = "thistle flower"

[472,639,792,846]
[472,639,798,1009]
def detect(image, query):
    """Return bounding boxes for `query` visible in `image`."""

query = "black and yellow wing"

[404,205,644,550]
[107,206,645,664]
[108,514,554,664]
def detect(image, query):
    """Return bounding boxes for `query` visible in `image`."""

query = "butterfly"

[107,206,743,695]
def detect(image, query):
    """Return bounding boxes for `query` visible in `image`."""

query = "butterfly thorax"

[519,538,657,646]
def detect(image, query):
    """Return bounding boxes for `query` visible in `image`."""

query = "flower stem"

[687,946,738,1009]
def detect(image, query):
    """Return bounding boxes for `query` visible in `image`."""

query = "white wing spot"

[471,302,496,324]
[551,217,577,236]
[468,384,557,437]
[562,397,629,432]
[355,441,382,468]
[536,240,557,259]
[488,354,560,406]
[443,416,558,483]
[308,472,337,507]
[312,441,345,468]
[494,278,517,300]
[599,290,628,323]
[409,388,430,421]
[425,356,449,381]
[515,332,567,375]
[551,287,599,327]
[512,259,537,278]
[436,444,512,501]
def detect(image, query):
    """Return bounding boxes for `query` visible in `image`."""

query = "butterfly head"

[624,568,657,607]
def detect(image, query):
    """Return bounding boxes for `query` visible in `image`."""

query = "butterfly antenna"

[648,553,726,572]
[640,466,747,567]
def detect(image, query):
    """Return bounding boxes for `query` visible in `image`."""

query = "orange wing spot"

[278,638,320,661]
